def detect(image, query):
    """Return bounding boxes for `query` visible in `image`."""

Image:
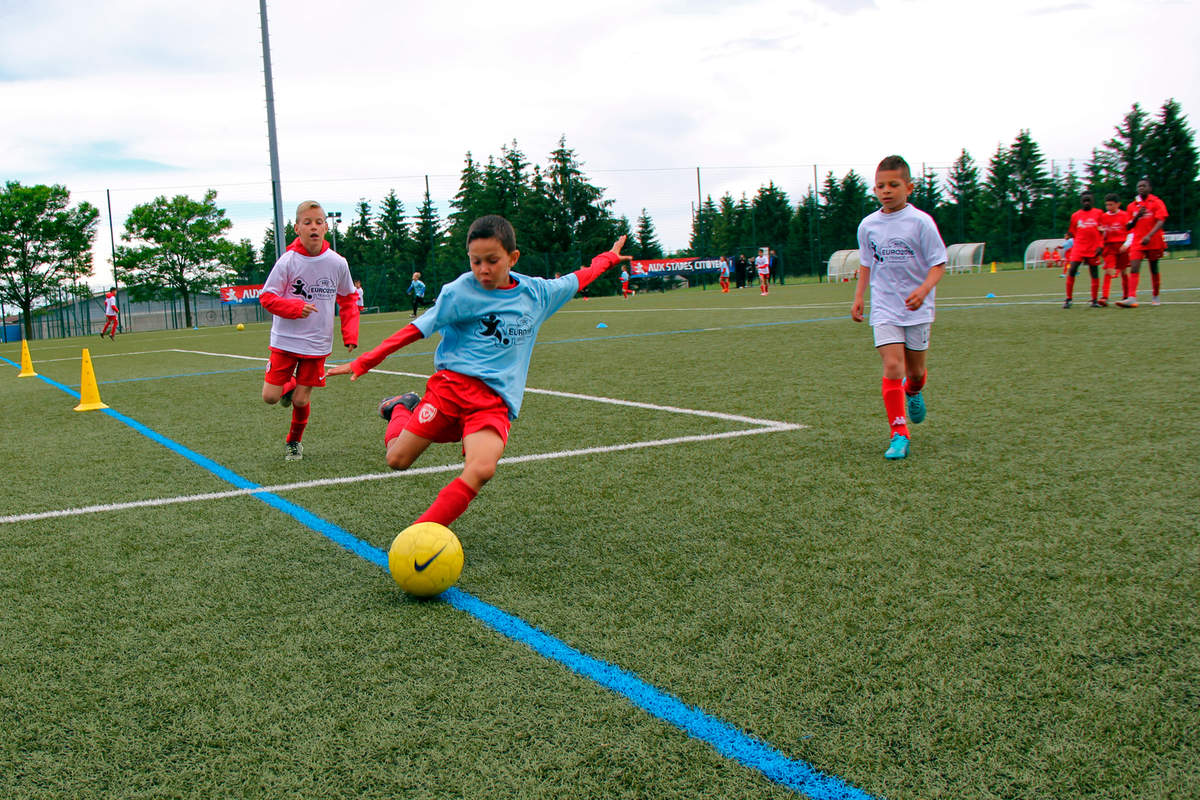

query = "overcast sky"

[3,0,1198,285]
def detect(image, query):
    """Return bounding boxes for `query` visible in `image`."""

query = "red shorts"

[1102,244,1129,272]
[265,348,327,387]
[1129,246,1164,261]
[406,370,511,445]
[1068,248,1101,266]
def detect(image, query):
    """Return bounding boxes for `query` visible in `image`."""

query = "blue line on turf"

[6,353,880,800]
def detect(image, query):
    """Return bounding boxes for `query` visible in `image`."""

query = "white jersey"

[263,248,355,356]
[857,204,947,327]
[755,255,770,275]
[103,294,118,316]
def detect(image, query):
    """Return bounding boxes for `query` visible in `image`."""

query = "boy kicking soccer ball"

[259,201,359,461]
[327,215,631,530]
[851,155,947,460]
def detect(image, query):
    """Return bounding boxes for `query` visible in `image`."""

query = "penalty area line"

[0,424,804,525]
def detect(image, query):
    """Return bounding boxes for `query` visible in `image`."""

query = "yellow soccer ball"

[236,323,245,331]
[388,522,464,596]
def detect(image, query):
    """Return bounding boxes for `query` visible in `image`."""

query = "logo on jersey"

[873,238,916,264]
[289,276,338,301]
[417,403,437,424]
[478,313,535,348]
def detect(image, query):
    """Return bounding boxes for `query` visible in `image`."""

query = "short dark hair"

[876,155,911,180]
[1081,192,1094,201]
[1138,177,1152,188]
[1105,193,1119,203]
[467,215,517,252]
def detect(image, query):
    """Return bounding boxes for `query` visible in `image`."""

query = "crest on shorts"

[418,403,437,424]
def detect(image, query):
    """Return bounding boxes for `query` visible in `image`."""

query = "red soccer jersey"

[1068,208,1105,256]
[1127,194,1168,248]
[1100,209,1131,244]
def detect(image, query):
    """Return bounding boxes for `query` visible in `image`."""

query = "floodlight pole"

[259,0,286,262]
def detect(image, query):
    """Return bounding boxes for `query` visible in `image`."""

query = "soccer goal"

[944,242,986,273]
[827,250,861,282]
[1024,239,1068,270]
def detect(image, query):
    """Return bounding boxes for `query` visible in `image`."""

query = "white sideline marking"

[0,424,802,525]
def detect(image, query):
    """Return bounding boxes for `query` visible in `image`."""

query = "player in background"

[1041,246,1053,268]
[851,155,947,460]
[407,272,427,317]
[354,279,365,311]
[258,201,359,462]
[327,215,630,533]
[754,248,770,295]
[620,266,634,298]
[1117,178,1169,307]
[100,288,119,340]
[719,256,731,293]
[1063,192,1105,308]
[1099,194,1131,306]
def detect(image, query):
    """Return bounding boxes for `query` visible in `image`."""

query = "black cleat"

[280,387,294,408]
[379,392,421,421]
[1089,300,1101,308]
[1062,298,1072,309]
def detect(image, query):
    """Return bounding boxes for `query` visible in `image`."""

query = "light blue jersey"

[412,270,579,418]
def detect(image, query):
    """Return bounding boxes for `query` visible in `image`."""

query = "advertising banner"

[220,285,264,304]
[629,257,725,278]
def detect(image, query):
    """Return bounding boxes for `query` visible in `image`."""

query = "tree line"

[1,99,1195,338]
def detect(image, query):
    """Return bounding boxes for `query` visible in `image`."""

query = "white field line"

[0,424,802,525]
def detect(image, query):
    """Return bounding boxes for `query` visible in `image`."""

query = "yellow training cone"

[17,338,37,377]
[73,348,109,412]
[990,261,997,273]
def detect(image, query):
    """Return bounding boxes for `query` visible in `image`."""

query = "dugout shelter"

[1024,239,1068,269]
[944,242,986,273]
[826,250,861,282]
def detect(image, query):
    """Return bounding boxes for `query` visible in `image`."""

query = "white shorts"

[873,322,931,350]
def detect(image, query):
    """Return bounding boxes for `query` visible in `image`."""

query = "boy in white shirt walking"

[851,156,947,460]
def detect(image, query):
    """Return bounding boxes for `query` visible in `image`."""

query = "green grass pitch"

[1,262,1197,799]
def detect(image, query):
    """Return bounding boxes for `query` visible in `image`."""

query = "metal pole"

[260,0,286,262]
[106,189,123,332]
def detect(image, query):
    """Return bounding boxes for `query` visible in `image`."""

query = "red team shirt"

[1127,193,1168,254]
[1100,209,1131,244]
[1067,208,1104,261]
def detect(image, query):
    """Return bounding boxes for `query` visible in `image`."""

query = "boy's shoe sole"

[379,392,421,421]
[884,434,910,460]
[907,391,926,424]
[1116,297,1138,308]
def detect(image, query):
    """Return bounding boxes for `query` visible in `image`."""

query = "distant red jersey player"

[1099,194,1131,305]
[1062,193,1104,308]
[100,288,119,339]
[1117,178,1168,307]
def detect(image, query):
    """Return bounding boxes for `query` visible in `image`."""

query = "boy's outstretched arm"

[573,235,633,290]
[326,324,423,381]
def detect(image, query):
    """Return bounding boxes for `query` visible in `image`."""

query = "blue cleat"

[884,433,910,460]
[907,391,926,424]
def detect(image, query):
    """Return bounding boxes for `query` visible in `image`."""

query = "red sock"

[1151,272,1161,296]
[287,403,310,443]
[416,477,478,527]
[384,404,413,445]
[1102,273,1112,299]
[906,371,926,396]
[1121,272,1129,298]
[1065,275,1075,298]
[882,377,908,437]
[1128,272,1140,296]
[1090,277,1099,301]
[281,377,297,396]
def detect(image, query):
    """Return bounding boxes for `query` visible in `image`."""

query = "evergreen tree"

[943,149,983,245]
[447,153,486,247]
[712,194,737,257]
[260,221,296,269]
[911,165,943,216]
[545,136,615,257]
[1143,98,1200,229]
[634,208,665,259]
[981,143,1016,259]
[1102,103,1152,193]
[688,196,718,256]
[412,186,440,270]
[752,181,792,250]
[787,188,822,279]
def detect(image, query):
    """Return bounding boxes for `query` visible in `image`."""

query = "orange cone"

[73,348,109,411]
